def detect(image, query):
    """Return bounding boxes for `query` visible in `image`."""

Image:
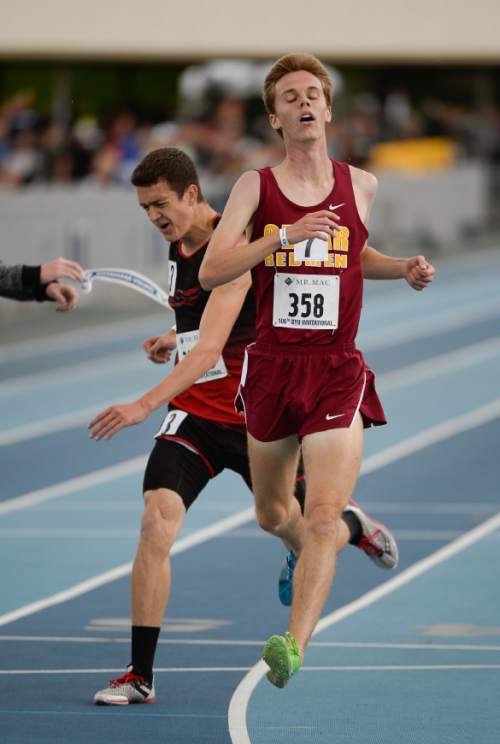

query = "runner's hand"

[404,255,435,291]
[89,400,150,440]
[45,283,79,311]
[143,329,177,363]
[40,257,84,283]
[285,209,341,245]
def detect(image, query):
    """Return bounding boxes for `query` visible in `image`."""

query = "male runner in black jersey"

[90,148,398,705]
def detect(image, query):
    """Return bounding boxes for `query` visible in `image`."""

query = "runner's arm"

[88,271,251,439]
[361,245,407,279]
[199,171,342,289]
[351,167,435,289]
[200,171,277,289]
[362,245,435,289]
[138,271,252,412]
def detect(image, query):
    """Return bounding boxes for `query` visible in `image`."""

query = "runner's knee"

[306,501,343,541]
[140,489,184,555]
[256,501,290,534]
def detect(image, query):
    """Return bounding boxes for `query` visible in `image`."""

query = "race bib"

[168,260,177,296]
[273,272,340,330]
[156,409,188,437]
[293,237,329,262]
[176,329,228,384]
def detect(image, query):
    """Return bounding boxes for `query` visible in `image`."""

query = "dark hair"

[131,147,204,202]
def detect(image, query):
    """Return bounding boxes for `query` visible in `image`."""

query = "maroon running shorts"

[236,342,386,442]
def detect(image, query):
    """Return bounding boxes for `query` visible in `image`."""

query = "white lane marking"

[0,313,170,364]
[0,350,149,397]
[228,510,500,743]
[378,335,500,391]
[0,393,145,446]
[2,664,500,676]
[392,530,464,541]
[0,507,254,628]
[305,665,500,671]
[0,528,140,538]
[0,456,147,517]
[303,665,500,671]
[0,395,498,628]
[361,295,500,352]
[37,500,140,511]
[2,636,500,652]
[352,502,498,515]
[0,405,105,447]
[0,667,252,675]
[4,331,500,448]
[3,395,499,521]
[361,397,500,477]
[218,528,465,542]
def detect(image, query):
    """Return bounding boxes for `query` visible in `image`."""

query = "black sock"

[342,511,363,545]
[131,625,160,684]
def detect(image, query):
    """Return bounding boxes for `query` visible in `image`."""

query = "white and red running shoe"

[93,667,156,705]
[345,501,399,570]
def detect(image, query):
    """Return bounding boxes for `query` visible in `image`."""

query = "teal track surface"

[0,250,499,743]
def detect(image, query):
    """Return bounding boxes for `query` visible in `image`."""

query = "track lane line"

[3,333,500,447]
[3,664,500,675]
[2,396,500,631]
[0,507,254,627]
[228,511,500,743]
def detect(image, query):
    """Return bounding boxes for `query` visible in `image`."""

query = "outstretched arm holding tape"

[0,257,82,310]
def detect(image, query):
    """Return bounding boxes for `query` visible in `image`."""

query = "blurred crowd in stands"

[1,68,500,208]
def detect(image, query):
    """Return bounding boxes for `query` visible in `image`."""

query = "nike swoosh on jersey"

[325,413,345,420]
[328,202,345,211]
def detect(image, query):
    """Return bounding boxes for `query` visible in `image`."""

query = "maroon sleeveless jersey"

[250,161,368,349]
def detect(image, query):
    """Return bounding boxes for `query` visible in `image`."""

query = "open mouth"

[158,220,171,232]
[299,113,315,123]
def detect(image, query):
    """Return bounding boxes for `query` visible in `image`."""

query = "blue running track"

[0,250,499,744]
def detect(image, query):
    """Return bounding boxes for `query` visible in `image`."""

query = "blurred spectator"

[0,64,499,207]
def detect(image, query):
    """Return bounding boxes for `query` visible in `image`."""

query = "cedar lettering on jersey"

[250,161,368,348]
[168,216,255,426]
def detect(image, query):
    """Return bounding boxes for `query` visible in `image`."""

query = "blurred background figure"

[0,10,498,316]
[0,56,498,271]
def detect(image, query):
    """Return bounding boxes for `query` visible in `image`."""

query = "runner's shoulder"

[348,166,378,198]
[231,170,261,198]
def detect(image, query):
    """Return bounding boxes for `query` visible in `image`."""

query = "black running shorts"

[143,409,252,509]
[143,407,306,511]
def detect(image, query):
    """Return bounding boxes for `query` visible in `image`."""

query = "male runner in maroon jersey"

[89,147,400,705]
[200,54,435,687]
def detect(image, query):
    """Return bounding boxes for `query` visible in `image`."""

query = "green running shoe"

[262,632,302,688]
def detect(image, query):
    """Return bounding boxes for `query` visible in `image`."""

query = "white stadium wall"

[1,0,500,62]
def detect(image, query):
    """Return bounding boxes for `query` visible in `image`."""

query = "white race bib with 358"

[273,272,339,330]
[176,329,228,384]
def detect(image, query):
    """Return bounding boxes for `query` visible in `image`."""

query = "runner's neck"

[180,204,219,256]
[272,146,334,206]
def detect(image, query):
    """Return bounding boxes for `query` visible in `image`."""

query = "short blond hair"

[262,53,333,115]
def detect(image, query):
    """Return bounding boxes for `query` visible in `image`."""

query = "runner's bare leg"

[288,414,364,652]
[131,489,186,626]
[247,434,306,557]
[248,433,353,578]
